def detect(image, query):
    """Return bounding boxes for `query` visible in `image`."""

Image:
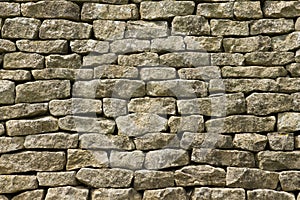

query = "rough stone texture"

[94,65,138,79]
[0,70,31,81]
[92,188,141,200]
[45,186,88,200]
[168,115,204,133]
[267,133,294,151]
[211,20,249,36]
[211,53,244,66]
[12,190,44,200]
[184,36,222,52]
[247,189,295,200]
[93,20,126,41]
[126,21,168,39]
[32,68,93,80]
[0,2,20,17]
[0,125,4,136]
[143,187,188,200]
[279,171,300,191]
[257,151,300,170]
[0,175,38,193]
[192,188,246,200]
[0,80,15,104]
[16,40,68,54]
[110,150,144,170]
[103,98,127,118]
[134,133,180,150]
[264,1,300,18]
[0,39,16,52]
[178,66,221,80]
[296,136,300,149]
[226,167,279,189]
[4,52,44,69]
[160,52,210,67]
[0,137,24,154]
[222,66,287,78]
[45,54,81,69]
[197,3,233,19]
[118,52,159,67]
[223,36,271,52]
[140,67,177,80]
[151,36,185,52]
[0,103,48,120]
[70,40,109,54]
[172,15,210,36]
[110,39,150,54]
[278,112,300,132]
[287,63,300,77]
[37,171,77,187]
[234,1,262,19]
[272,32,300,51]
[250,19,294,35]
[245,52,294,65]
[233,133,268,152]
[278,78,300,93]
[134,170,174,190]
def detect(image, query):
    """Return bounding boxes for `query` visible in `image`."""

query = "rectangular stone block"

[268,133,294,151]
[168,115,204,133]
[45,186,88,200]
[94,65,138,79]
[272,32,300,51]
[279,171,300,191]
[0,175,37,194]
[4,52,44,69]
[264,1,300,18]
[0,2,20,17]
[250,19,294,35]
[258,151,300,170]
[118,52,159,67]
[45,54,82,69]
[92,188,141,200]
[110,150,145,170]
[126,21,168,39]
[0,39,16,52]
[0,137,24,154]
[134,170,174,190]
[278,112,300,132]
[211,53,244,66]
[0,80,15,105]
[32,68,93,80]
[234,1,262,19]
[0,103,48,120]
[245,52,294,65]
[93,20,126,41]
[278,78,300,93]
[192,188,246,200]
[70,39,109,54]
[151,36,185,52]
[140,67,176,80]
[110,39,150,54]
[143,187,187,200]
[287,63,300,77]
[184,36,222,52]
[223,36,271,52]
[197,3,234,18]
[211,20,249,36]
[172,15,210,36]
[16,40,68,54]
[247,189,295,200]
[134,133,180,150]
[233,133,267,152]
[103,98,127,118]
[12,189,44,200]
[37,171,77,187]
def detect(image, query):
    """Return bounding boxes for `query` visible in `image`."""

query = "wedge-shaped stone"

[197,3,233,18]
[118,52,159,67]
[272,32,300,51]
[46,54,81,69]
[222,66,287,78]
[110,150,144,170]
[264,1,300,18]
[0,137,24,154]
[70,40,109,54]
[178,66,221,80]
[128,97,176,115]
[58,116,115,134]
[12,190,44,200]
[226,167,279,189]
[211,53,244,66]
[67,149,109,170]
[92,189,141,200]
[0,151,65,174]
[16,40,68,54]
[233,133,267,152]
[147,80,208,98]
[116,113,167,137]
[184,36,222,52]
[79,133,134,150]
[0,80,15,105]
[278,112,300,132]
[247,189,295,200]
[234,1,262,19]
[0,2,20,17]
[178,93,246,116]
[2,17,40,39]
[151,36,185,52]
[287,63,300,77]
[94,65,138,79]
[4,52,44,69]
[21,1,80,20]
[93,20,126,41]
[257,151,300,170]
[143,187,188,200]
[161,52,210,67]
[140,1,195,19]
[110,39,150,54]
[40,20,92,39]
[103,98,127,118]
[45,186,88,200]
[250,19,294,35]
[168,115,204,133]
[140,67,177,81]
[223,36,271,52]
[126,21,168,39]
[32,68,93,80]
[0,39,16,53]
[16,80,70,103]
[192,188,246,200]
[0,175,37,194]
[172,15,210,35]
[211,20,249,36]
[144,149,189,170]
[81,3,138,20]
[134,170,174,190]
[6,116,58,136]
[175,165,226,187]
[279,171,300,191]
[37,171,77,187]
[206,115,276,133]
[268,133,294,151]
[134,133,180,150]
[76,168,133,188]
[0,103,48,120]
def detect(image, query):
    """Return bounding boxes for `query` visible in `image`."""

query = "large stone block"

[103,98,127,118]
[192,188,246,200]
[0,2,20,17]
[0,175,37,194]
[0,137,24,154]
[70,40,109,54]
[134,133,180,150]
[197,3,233,18]
[134,170,174,190]
[264,1,300,18]
[247,189,295,200]
[126,21,168,39]
[178,66,221,80]
[12,190,44,200]
[0,103,48,120]
[93,20,126,41]
[211,20,249,36]
[0,80,15,105]
[160,52,210,67]
[32,68,93,80]
[287,63,300,77]
[172,15,210,36]
[278,112,300,132]
[278,78,300,93]
[45,54,82,69]
[110,39,150,54]
[233,1,262,19]
[279,171,300,191]
[168,115,204,133]
[223,36,271,52]
[184,36,222,52]
[257,151,300,170]
[94,65,138,79]
[233,133,267,152]
[272,32,300,51]
[45,186,88,200]
[151,36,185,52]
[143,187,188,200]
[4,52,44,69]
[0,39,16,53]
[140,67,177,81]
[267,133,294,151]
[91,188,141,200]
[16,40,68,54]
[118,52,159,67]
[37,171,77,187]
[110,150,145,170]
[250,19,294,35]
[211,53,244,66]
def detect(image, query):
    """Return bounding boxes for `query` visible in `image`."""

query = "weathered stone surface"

[110,150,144,170]
[144,149,189,170]
[59,116,114,134]
[234,1,262,19]
[279,171,300,191]
[0,195,7,200]
[175,165,226,187]
[0,2,20,17]
[211,53,244,66]
[76,168,133,188]
[222,66,287,78]
[151,36,185,52]
[197,3,233,18]
[268,133,294,151]
[211,20,249,36]
[50,99,102,116]
[233,133,267,152]
[93,20,126,41]
[126,21,168,39]
[110,39,150,54]
[83,53,117,66]
[0,151,65,174]
[46,54,81,69]
[103,98,127,118]
[278,78,300,93]
[21,1,80,20]
[0,80,15,105]
[116,113,167,137]
[134,170,174,190]
[118,52,159,67]
[143,187,188,200]
[0,70,31,81]
[16,40,68,54]
[296,135,300,149]
[40,20,92,39]
[4,52,44,69]
[72,0,128,3]
[206,115,276,133]
[0,39,16,52]
[160,52,210,67]
[147,80,208,97]
[168,115,204,133]
[250,19,294,35]
[223,36,271,53]
[296,18,300,31]
[247,189,295,200]
[272,32,300,51]
[0,175,37,193]
[0,103,48,120]
[0,125,4,136]
[140,67,176,80]
[226,167,279,189]
[178,66,221,80]
[172,15,210,35]
[184,36,222,52]
[128,97,176,115]
[0,137,24,154]
[178,93,246,116]
[32,68,92,80]
[45,186,88,200]
[12,190,44,200]
[140,1,194,19]
[278,112,300,132]
[16,80,70,103]
[94,65,138,79]
[264,1,300,18]
[134,133,180,150]
[257,151,300,170]
[70,40,109,54]
[92,188,141,200]
[37,171,77,187]
[6,116,58,136]
[79,133,134,150]
[287,63,300,77]
[81,3,138,20]
[67,149,109,170]
[192,188,246,200]
[2,17,40,39]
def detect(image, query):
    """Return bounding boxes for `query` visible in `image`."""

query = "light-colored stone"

[223,36,271,52]
[272,32,300,51]
[0,2,20,17]
[197,3,233,18]
[94,65,138,79]
[92,188,141,200]
[134,170,174,190]
[32,68,93,80]
[140,67,176,80]
[134,133,180,150]
[4,52,44,69]
[172,15,210,36]
[16,40,68,54]
[110,150,145,170]
[126,21,168,39]
[296,18,300,31]
[160,52,210,67]
[103,98,127,118]
[296,135,300,149]
[0,70,31,81]
[0,137,24,154]
[0,175,37,193]
[192,188,246,200]
[70,40,109,54]
[12,190,44,200]
[184,36,222,52]
[268,133,294,151]
[110,39,150,54]
[0,125,4,136]
[234,1,262,19]
[247,189,295,200]
[118,52,159,67]
[278,112,300,132]
[222,66,287,78]
[0,103,48,120]
[250,19,294,35]
[0,80,15,105]
[278,78,300,93]
[37,171,77,187]
[83,53,117,66]
[151,36,185,52]
[45,186,88,200]
[46,54,81,69]
[211,20,249,36]
[93,20,126,41]
[211,53,244,66]
[168,115,204,133]
[257,151,300,170]
[264,1,300,18]
[287,63,300,77]
[279,171,300,191]
[0,39,16,52]
[178,66,221,80]
[233,133,267,152]
[143,187,188,200]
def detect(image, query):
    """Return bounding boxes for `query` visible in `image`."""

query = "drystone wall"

[0,0,300,199]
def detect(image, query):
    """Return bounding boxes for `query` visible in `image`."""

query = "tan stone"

[45,186,88,200]
[0,175,37,193]
[184,36,222,52]
[247,189,295,200]
[92,188,141,200]
[0,2,20,17]
[211,53,244,66]
[70,39,109,54]
[37,171,77,187]
[134,170,174,190]
[12,190,44,200]
[118,52,159,67]
[264,1,300,18]
[197,3,233,18]
[16,40,68,54]
[178,66,221,80]
[94,65,138,79]
[250,19,294,35]
[45,54,82,69]
[258,151,300,170]
[0,80,15,105]
[234,1,262,19]
[110,150,145,170]
[211,20,249,36]
[223,36,271,52]
[172,15,210,35]
[222,66,287,78]
[143,187,188,200]
[160,52,210,67]
[93,20,126,41]
[233,133,267,152]
[0,70,31,81]
[279,171,300,191]
[0,39,16,53]
[126,21,168,39]
[0,137,24,154]
[268,133,294,151]
[278,112,300,132]
[168,115,204,133]
[4,52,44,69]
[134,133,180,150]
[192,188,246,200]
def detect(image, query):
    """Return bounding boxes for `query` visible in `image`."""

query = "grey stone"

[233,133,267,152]
[0,175,37,193]
[192,188,246,200]
[76,168,133,188]
[250,19,294,35]
[67,149,109,170]
[197,3,233,18]
[32,68,93,80]
[0,125,4,136]
[134,133,180,150]
[4,52,44,69]
[45,186,88,200]
[268,133,294,151]
[247,189,295,200]
[83,53,117,66]
[178,66,221,80]
[134,170,174,190]
[0,137,24,154]
[278,112,300,132]
[16,40,68,54]
[37,171,77,187]
[94,65,138,79]
[0,2,20,17]
[110,39,150,54]
[278,78,300,93]
[0,70,31,81]
[257,151,300,170]
[272,32,300,51]
[279,171,300,191]
[93,20,126,41]
[234,1,262,19]
[223,36,271,52]
[118,52,159,67]
[116,113,167,137]
[143,187,188,200]
[46,54,81,69]
[184,36,222,52]
[211,53,244,66]
[140,67,177,80]
[264,1,300,18]
[296,18,300,31]
[110,150,145,170]
[16,80,70,103]
[168,115,204,133]
[144,149,189,170]
[151,36,185,52]
[6,116,58,136]
[287,63,300,77]
[175,165,226,187]
[103,98,127,118]
[70,40,109,54]
[211,20,249,36]
[0,80,15,105]
[226,167,279,189]
[0,39,16,52]
[0,151,65,174]
[296,135,300,149]
[12,190,44,200]
[172,15,210,35]
[92,188,141,200]
[126,21,168,39]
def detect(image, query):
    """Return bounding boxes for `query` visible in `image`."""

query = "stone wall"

[0,0,300,199]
